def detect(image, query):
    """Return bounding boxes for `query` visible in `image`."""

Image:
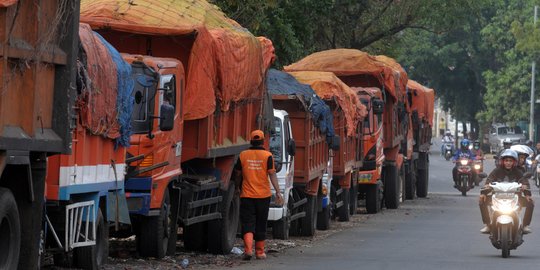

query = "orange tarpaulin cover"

[80,0,266,120]
[288,71,367,137]
[78,23,120,139]
[424,87,435,126]
[407,80,435,126]
[0,0,17,7]
[258,36,276,70]
[284,49,408,102]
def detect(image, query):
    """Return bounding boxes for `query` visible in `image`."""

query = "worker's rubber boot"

[243,233,254,260]
[255,240,266,259]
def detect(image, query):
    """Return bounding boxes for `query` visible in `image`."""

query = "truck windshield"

[130,63,157,134]
[270,117,283,173]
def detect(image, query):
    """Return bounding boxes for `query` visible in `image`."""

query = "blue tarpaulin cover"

[266,69,335,144]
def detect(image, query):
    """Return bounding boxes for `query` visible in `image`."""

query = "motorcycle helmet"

[502,138,513,149]
[473,141,481,150]
[460,139,470,151]
[510,144,533,158]
[499,149,518,168]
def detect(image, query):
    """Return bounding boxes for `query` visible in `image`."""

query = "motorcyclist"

[479,149,534,234]
[452,139,476,188]
[494,138,514,167]
[471,141,484,159]
[511,144,533,174]
[441,130,455,156]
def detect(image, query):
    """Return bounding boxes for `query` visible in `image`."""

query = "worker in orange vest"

[235,130,283,260]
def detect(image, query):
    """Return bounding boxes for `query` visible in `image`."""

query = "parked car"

[488,124,526,153]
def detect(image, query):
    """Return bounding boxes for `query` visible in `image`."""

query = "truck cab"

[268,109,296,239]
[355,87,385,213]
[121,54,185,258]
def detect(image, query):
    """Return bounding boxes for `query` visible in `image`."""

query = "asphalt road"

[234,140,540,270]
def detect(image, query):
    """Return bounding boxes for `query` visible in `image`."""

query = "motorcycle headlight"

[460,159,468,166]
[492,196,520,215]
[474,164,481,170]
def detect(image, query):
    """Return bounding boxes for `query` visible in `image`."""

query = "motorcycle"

[534,154,540,188]
[473,157,484,186]
[481,181,528,258]
[443,142,454,161]
[454,157,474,196]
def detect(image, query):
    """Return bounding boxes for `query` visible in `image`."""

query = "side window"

[270,117,283,173]
[161,74,176,111]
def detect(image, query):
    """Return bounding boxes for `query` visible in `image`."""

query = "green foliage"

[212,0,540,129]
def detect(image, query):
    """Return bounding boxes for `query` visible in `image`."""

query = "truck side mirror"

[159,103,175,131]
[331,135,340,151]
[372,98,384,115]
[288,139,296,157]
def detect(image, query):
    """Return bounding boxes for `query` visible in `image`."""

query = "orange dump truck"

[353,87,386,213]
[286,49,411,211]
[266,69,337,237]
[288,71,367,222]
[407,80,435,198]
[0,1,80,269]
[44,24,133,269]
[80,0,272,256]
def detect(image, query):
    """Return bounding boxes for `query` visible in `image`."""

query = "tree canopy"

[213,0,540,129]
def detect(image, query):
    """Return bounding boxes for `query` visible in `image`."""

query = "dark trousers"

[479,197,534,226]
[240,197,271,241]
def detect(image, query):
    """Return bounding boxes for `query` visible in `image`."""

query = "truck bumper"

[268,207,284,221]
[358,169,379,184]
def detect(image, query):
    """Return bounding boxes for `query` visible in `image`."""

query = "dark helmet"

[526,140,533,147]
[460,139,470,150]
[499,149,518,168]
[473,141,481,150]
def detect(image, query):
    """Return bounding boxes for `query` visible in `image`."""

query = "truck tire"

[365,182,382,214]
[208,182,240,254]
[137,188,172,258]
[349,179,358,216]
[405,162,416,200]
[183,222,208,251]
[416,167,429,198]
[384,164,400,209]
[316,204,331,230]
[288,188,303,236]
[0,188,21,270]
[74,208,108,270]
[337,187,350,222]
[273,200,291,240]
[300,194,317,236]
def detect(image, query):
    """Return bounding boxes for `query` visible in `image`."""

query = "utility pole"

[530,5,538,141]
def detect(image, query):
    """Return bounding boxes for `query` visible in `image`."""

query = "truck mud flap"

[177,175,223,226]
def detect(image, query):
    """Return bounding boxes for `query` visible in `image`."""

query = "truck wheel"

[349,180,358,216]
[288,189,302,236]
[183,222,208,251]
[365,182,382,214]
[405,164,416,200]
[416,168,428,198]
[300,194,317,236]
[316,204,331,230]
[384,164,400,209]
[137,188,172,258]
[273,200,291,240]
[337,187,350,222]
[208,182,240,254]
[0,188,21,270]
[74,208,108,270]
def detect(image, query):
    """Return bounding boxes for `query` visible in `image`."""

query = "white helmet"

[500,149,518,161]
[510,144,534,157]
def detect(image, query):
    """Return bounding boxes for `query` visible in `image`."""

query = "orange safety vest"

[238,148,276,198]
